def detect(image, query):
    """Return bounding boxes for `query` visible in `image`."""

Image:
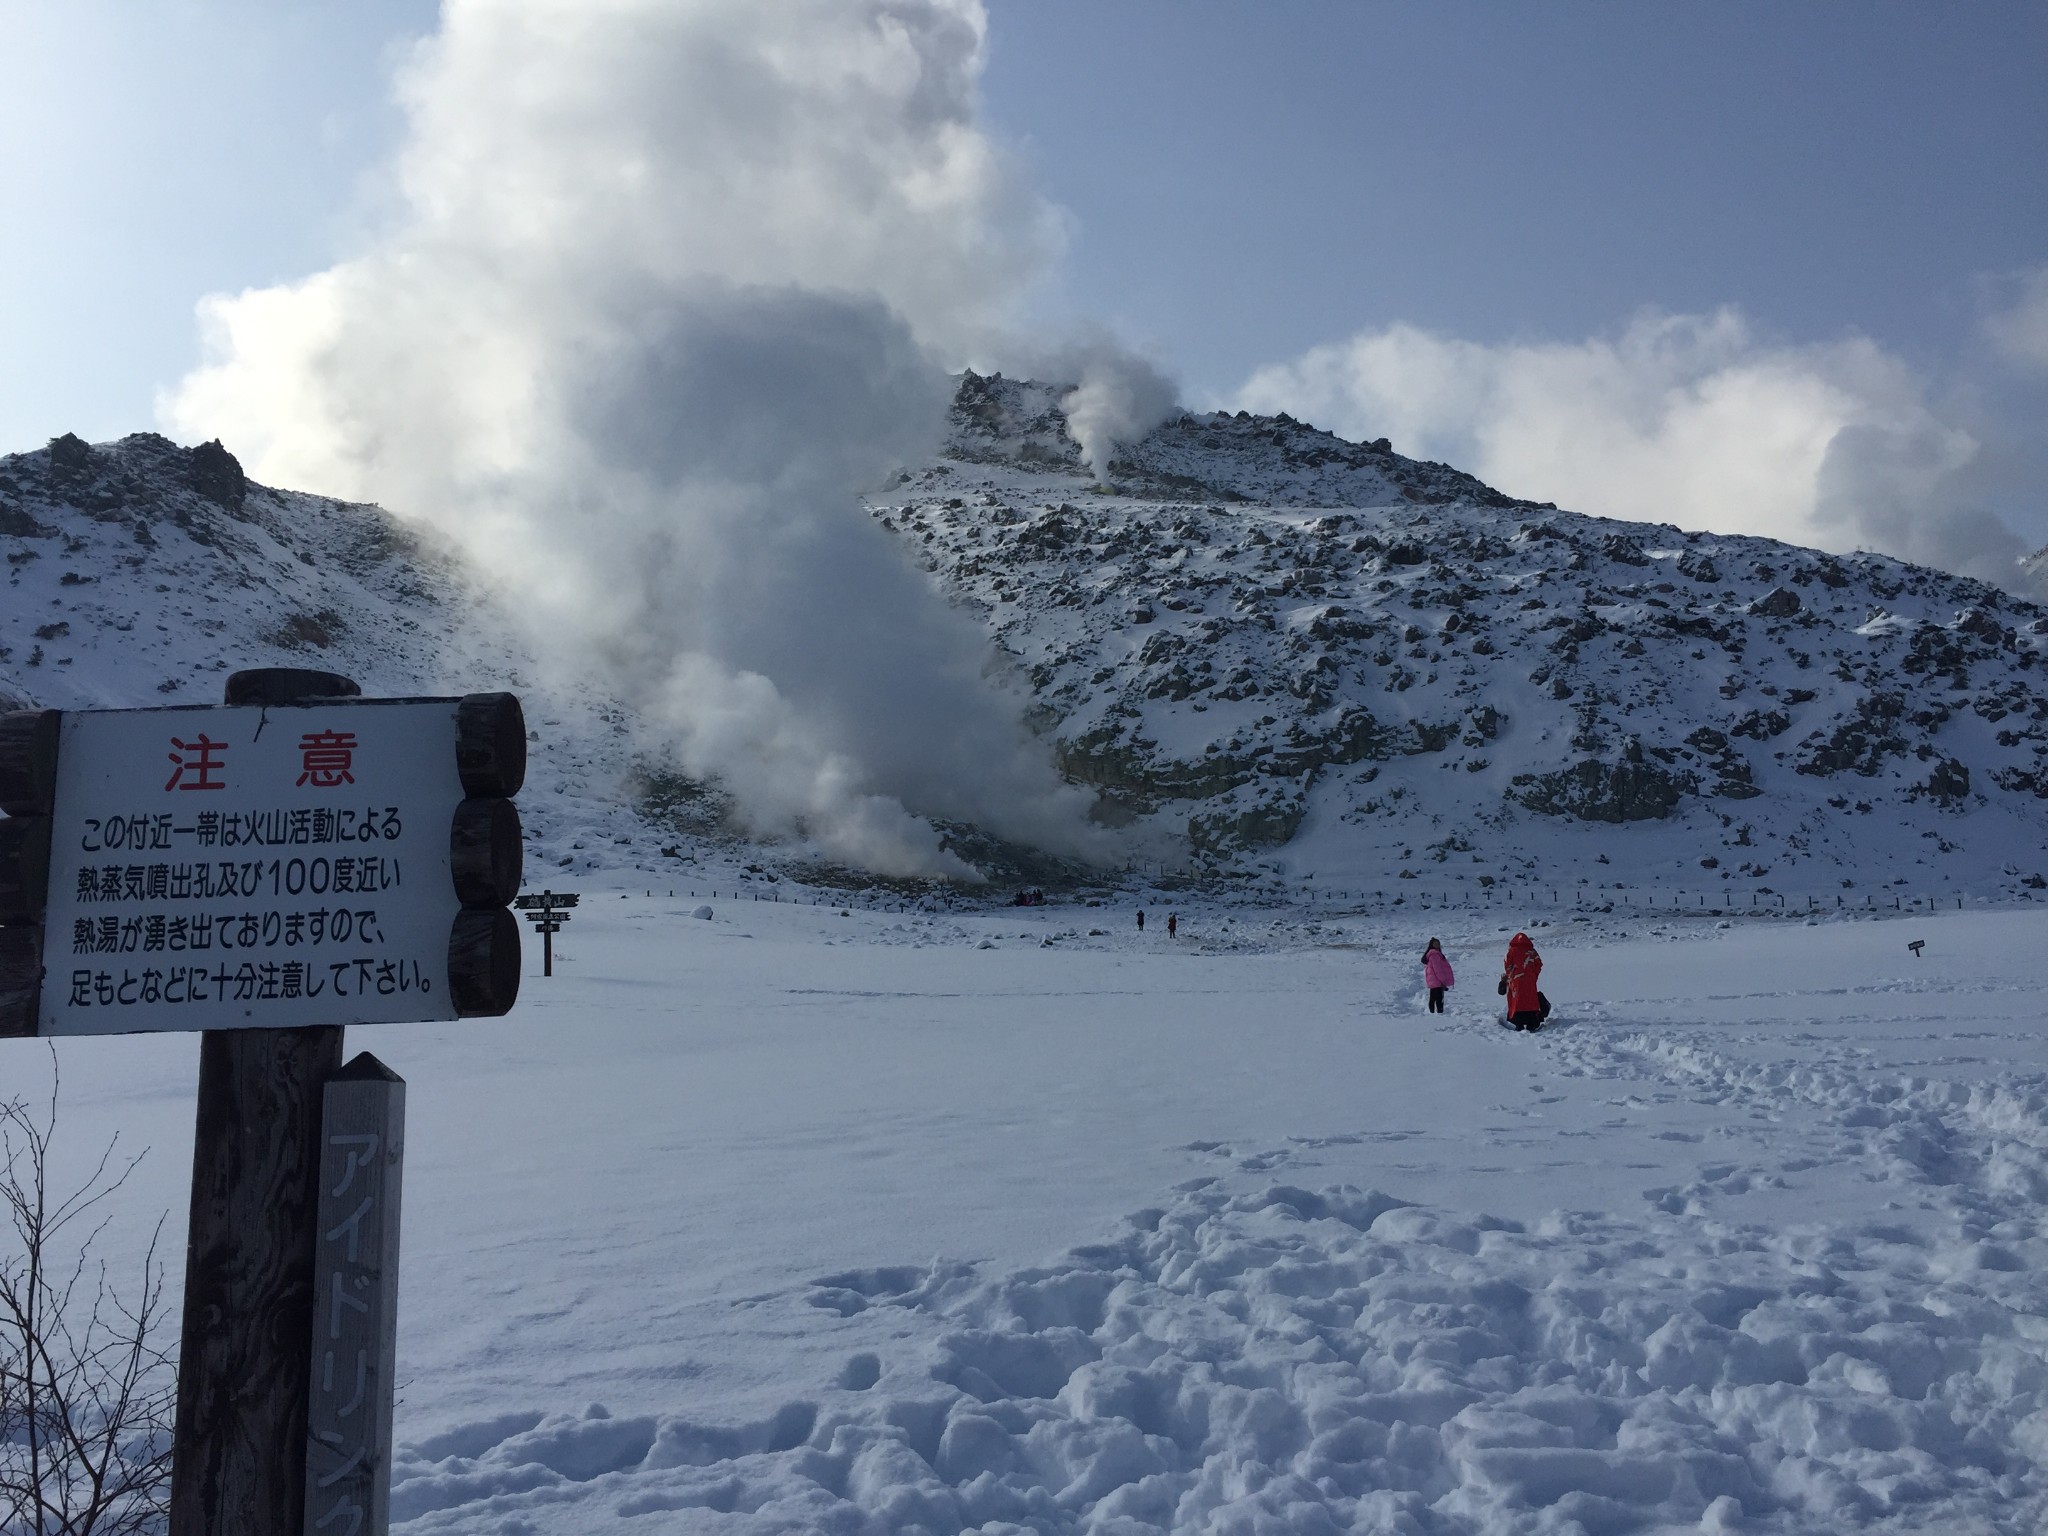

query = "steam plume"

[164,0,1108,876]
[1057,346,1179,477]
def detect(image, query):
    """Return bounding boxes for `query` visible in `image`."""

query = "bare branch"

[0,1045,174,1534]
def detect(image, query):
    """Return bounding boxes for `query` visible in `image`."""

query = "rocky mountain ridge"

[875,373,2048,896]
[6,389,2048,899]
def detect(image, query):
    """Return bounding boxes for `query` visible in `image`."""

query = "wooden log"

[304,1053,405,1536]
[169,1024,344,1536]
[449,796,523,909]
[0,921,40,1038]
[455,692,526,797]
[0,709,61,817]
[0,813,51,922]
[447,907,520,1017]
[223,668,361,706]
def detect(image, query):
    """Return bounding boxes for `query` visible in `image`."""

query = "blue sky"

[982,0,2048,386]
[3,1,2044,567]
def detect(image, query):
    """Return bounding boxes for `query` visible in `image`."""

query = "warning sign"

[39,701,475,1035]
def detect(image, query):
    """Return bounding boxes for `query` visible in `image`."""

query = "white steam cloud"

[1238,308,2041,594]
[163,0,1112,877]
[1057,346,1179,477]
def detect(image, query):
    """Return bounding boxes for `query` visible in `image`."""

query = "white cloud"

[163,0,1110,877]
[1237,308,2038,592]
[1984,265,2048,372]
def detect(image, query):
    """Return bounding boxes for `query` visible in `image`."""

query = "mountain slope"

[878,373,2048,897]
[0,431,651,874]
[6,393,2048,901]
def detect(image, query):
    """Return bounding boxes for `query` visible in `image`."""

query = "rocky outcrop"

[1751,587,1803,618]
[188,439,248,510]
[1510,747,1696,824]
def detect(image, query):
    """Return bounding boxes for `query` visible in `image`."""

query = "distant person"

[1500,932,1551,1031]
[1136,909,1145,932]
[1167,913,1178,939]
[1422,938,1454,1013]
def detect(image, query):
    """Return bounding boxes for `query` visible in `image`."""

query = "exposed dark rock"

[1751,587,1802,618]
[188,439,247,510]
[1902,624,1972,677]
[0,502,51,537]
[1677,549,1720,583]
[1956,607,2010,646]
[269,609,346,650]
[1912,757,1972,807]
[1601,532,1650,566]
[1188,784,1309,853]
[1683,727,1762,800]
[1992,765,2048,799]
[1510,754,1696,823]
[45,433,95,476]
[1795,693,1907,778]
[1730,709,1791,741]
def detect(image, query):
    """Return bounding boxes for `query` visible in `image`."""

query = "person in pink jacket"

[1422,938,1454,1013]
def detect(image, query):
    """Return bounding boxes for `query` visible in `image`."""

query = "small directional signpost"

[0,668,525,1536]
[512,889,577,976]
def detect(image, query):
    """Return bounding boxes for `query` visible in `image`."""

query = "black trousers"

[1427,986,1446,1013]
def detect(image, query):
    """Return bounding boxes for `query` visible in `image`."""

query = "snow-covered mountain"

[891,374,2048,898]
[6,387,2048,900]
[0,431,651,874]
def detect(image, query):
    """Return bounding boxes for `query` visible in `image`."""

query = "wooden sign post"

[306,1052,405,1536]
[512,889,578,977]
[0,668,526,1536]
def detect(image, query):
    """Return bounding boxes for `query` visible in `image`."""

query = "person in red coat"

[1501,932,1550,1031]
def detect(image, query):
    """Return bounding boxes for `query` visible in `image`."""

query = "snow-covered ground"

[37,894,2048,1533]
[9,413,2048,1531]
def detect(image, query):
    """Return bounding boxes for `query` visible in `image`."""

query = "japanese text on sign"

[39,703,469,1035]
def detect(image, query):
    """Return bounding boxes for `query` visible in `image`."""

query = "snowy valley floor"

[37,895,2048,1534]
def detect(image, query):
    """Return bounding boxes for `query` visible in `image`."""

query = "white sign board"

[39,701,465,1035]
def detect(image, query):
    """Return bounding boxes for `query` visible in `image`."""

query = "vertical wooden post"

[305,1053,405,1536]
[0,708,60,1037]
[170,668,358,1536]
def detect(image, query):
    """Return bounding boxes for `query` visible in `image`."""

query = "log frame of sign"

[0,707,59,1035]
